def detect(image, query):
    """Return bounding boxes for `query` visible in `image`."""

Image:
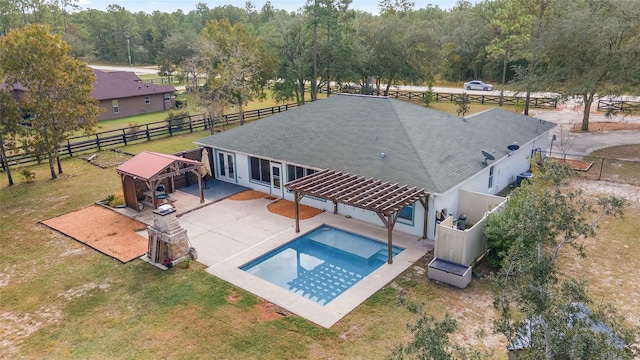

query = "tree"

[0,89,23,186]
[157,29,199,84]
[196,19,276,130]
[440,2,492,82]
[263,12,313,105]
[0,24,99,179]
[388,297,491,360]
[486,160,638,358]
[485,0,532,106]
[359,5,440,96]
[527,0,640,130]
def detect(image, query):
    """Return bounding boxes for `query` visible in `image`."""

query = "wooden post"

[598,158,605,180]
[294,191,300,233]
[195,169,204,203]
[387,214,393,264]
[333,200,338,214]
[420,195,429,239]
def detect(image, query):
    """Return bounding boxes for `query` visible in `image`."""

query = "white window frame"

[488,165,495,189]
[145,96,150,104]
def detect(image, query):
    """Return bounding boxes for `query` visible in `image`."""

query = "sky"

[76,0,473,14]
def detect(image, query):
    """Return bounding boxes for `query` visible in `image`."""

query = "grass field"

[1,107,638,358]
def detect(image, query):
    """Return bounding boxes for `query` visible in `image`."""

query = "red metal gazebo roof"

[116,151,202,181]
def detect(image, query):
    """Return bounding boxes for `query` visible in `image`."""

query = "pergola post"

[294,191,300,233]
[333,200,338,214]
[419,195,429,239]
[376,212,398,264]
[387,214,393,264]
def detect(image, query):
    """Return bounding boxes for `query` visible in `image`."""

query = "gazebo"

[116,151,204,210]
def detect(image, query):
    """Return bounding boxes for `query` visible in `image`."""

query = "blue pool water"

[240,225,404,306]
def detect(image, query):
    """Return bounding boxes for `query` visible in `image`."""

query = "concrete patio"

[114,180,249,225]
[128,184,433,328]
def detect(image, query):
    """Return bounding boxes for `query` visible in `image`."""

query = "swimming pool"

[240,225,404,306]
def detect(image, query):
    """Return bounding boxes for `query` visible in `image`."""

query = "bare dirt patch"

[41,205,148,262]
[571,121,640,132]
[561,179,640,327]
[548,157,593,171]
[255,300,286,321]
[267,199,324,219]
[570,178,640,208]
[228,190,267,201]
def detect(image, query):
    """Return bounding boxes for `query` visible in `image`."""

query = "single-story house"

[0,81,26,102]
[91,69,176,121]
[194,94,555,241]
[3,69,176,121]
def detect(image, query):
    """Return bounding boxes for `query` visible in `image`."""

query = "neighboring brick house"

[0,80,26,104]
[91,69,176,121]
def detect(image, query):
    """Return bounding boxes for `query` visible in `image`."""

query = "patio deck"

[122,185,433,328]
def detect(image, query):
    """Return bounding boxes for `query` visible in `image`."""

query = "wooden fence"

[596,99,640,112]
[337,87,558,108]
[1,103,297,169]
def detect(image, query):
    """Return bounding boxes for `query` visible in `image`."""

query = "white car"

[463,80,493,91]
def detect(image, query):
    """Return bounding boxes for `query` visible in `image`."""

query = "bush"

[421,83,435,107]
[105,192,125,207]
[166,110,190,131]
[20,168,36,182]
[126,122,141,140]
[455,92,470,117]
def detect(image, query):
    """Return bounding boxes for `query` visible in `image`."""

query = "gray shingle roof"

[195,94,555,194]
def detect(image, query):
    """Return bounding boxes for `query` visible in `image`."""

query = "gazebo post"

[147,180,157,208]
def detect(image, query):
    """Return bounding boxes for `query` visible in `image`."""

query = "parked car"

[463,80,493,91]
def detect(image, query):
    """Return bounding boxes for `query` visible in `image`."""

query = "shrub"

[455,92,470,117]
[126,122,141,140]
[166,110,190,131]
[20,168,36,182]
[421,83,435,107]
[105,192,125,207]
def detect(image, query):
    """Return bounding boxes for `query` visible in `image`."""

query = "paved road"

[89,64,159,75]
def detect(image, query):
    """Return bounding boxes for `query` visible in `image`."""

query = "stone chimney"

[147,205,190,266]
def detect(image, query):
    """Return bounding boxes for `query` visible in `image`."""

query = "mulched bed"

[41,205,148,263]
[228,190,323,219]
[547,157,594,171]
[228,190,267,201]
[267,199,323,219]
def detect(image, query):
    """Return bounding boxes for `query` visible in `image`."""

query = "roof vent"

[381,152,386,158]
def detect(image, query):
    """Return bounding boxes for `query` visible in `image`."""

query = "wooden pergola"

[116,151,204,210]
[285,169,429,264]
